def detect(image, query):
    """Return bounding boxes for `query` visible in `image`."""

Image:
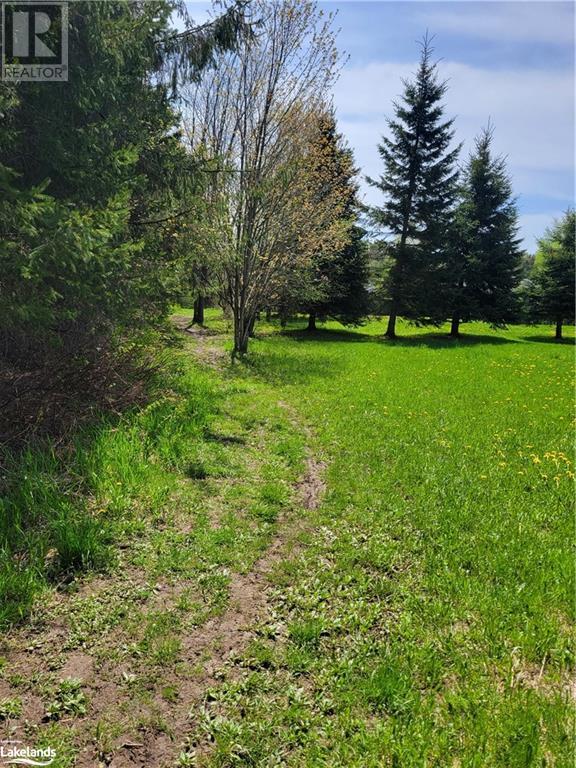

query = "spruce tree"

[449,125,522,336]
[368,35,460,338]
[0,0,250,437]
[276,109,369,329]
[301,113,369,330]
[304,225,370,330]
[529,209,575,339]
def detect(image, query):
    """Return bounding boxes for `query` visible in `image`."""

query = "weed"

[0,697,22,719]
[45,679,87,720]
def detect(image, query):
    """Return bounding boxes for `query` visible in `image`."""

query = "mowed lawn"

[190,316,574,767]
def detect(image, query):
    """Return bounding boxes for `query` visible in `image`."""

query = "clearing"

[0,313,573,767]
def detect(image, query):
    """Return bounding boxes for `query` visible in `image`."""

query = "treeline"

[0,0,371,440]
[366,36,574,340]
[0,0,252,438]
[0,2,573,440]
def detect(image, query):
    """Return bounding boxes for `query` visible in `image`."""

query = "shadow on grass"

[281,326,517,348]
[521,335,575,346]
[280,327,372,344]
[382,332,517,348]
[229,344,345,386]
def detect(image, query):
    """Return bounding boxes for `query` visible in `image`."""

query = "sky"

[186,1,575,252]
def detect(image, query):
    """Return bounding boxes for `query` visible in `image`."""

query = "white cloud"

[333,59,575,249]
[417,2,575,45]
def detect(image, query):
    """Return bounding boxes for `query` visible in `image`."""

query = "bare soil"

[0,327,326,768]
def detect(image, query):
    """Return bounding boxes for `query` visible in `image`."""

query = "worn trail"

[0,327,326,768]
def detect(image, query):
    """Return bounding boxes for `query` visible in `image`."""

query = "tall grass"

[0,352,218,628]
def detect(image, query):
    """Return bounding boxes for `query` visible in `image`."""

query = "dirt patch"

[0,329,328,767]
[296,455,327,510]
[172,316,229,369]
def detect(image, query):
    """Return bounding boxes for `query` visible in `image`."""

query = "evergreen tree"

[528,209,575,339]
[0,0,249,437]
[368,35,460,338]
[299,112,369,330]
[303,225,370,331]
[448,125,522,336]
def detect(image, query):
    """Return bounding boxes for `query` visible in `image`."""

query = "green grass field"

[181,313,574,767]
[0,314,573,766]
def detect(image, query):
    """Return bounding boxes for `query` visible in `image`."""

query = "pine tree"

[0,0,250,437]
[529,209,575,339]
[298,112,369,330]
[368,35,460,338]
[448,125,522,336]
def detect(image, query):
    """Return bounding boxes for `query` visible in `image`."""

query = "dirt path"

[0,326,326,768]
[79,453,325,768]
[172,317,229,369]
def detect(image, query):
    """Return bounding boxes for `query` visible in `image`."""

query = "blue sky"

[186,1,575,251]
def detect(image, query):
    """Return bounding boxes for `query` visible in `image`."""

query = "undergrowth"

[0,349,218,628]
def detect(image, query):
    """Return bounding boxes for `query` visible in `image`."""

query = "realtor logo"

[1,2,68,81]
[0,740,56,766]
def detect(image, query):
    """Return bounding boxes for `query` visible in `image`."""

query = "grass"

[0,310,573,766]
[0,323,307,765]
[0,350,217,626]
[184,312,574,767]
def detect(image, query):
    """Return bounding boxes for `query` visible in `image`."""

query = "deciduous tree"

[183,0,341,354]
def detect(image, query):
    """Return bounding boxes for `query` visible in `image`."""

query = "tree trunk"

[248,314,256,338]
[385,308,397,338]
[233,312,251,355]
[555,318,563,340]
[450,314,460,337]
[307,312,317,332]
[192,294,205,325]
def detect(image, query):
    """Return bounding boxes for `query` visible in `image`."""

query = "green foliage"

[0,698,23,720]
[0,350,216,628]
[281,111,370,327]
[45,679,87,721]
[527,209,575,337]
[0,1,250,439]
[448,125,522,331]
[368,36,460,332]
